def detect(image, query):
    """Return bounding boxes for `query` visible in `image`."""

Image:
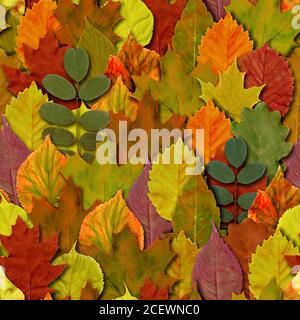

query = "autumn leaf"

[249,230,298,299]
[80,281,100,300]
[203,0,231,21]
[143,0,188,56]
[231,103,292,179]
[0,218,65,300]
[114,285,138,300]
[30,178,97,254]
[94,228,176,300]
[16,0,61,63]
[139,279,169,300]
[0,117,30,204]
[0,266,24,300]
[187,100,233,164]
[283,48,300,144]
[192,224,243,300]
[224,218,271,297]
[249,167,300,230]
[16,136,67,213]
[239,43,294,116]
[127,164,172,249]
[79,190,144,256]
[198,13,253,73]
[5,82,49,151]
[55,0,122,46]
[166,231,199,300]
[226,0,299,55]
[286,137,300,188]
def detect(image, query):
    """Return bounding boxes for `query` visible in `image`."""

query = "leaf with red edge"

[285,255,300,267]
[0,218,65,300]
[239,43,294,116]
[192,224,243,300]
[203,0,230,21]
[143,0,188,55]
[0,116,30,205]
[139,279,169,300]
[286,137,300,188]
[127,164,172,248]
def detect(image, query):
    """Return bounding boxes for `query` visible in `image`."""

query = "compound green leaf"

[237,163,265,185]
[43,74,76,101]
[225,136,247,169]
[64,47,89,83]
[78,75,111,102]
[206,161,235,184]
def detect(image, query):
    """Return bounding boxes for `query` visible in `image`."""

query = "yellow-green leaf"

[114,285,138,300]
[0,266,24,300]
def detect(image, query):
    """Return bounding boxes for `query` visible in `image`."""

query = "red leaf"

[0,218,65,300]
[139,279,169,300]
[285,255,300,266]
[144,0,188,55]
[239,43,294,116]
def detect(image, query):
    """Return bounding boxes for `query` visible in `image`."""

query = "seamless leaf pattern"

[0,0,299,301]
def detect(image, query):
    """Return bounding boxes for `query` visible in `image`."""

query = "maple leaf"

[249,167,300,230]
[226,0,299,55]
[192,224,243,300]
[249,230,298,299]
[0,218,65,300]
[16,0,61,63]
[0,117,30,204]
[94,228,176,300]
[139,279,169,300]
[239,43,294,116]
[283,48,300,144]
[143,0,188,56]
[79,190,144,255]
[198,13,253,73]
[200,60,263,121]
[127,164,172,248]
[30,178,97,254]
[55,0,122,46]
[231,103,292,179]
[16,136,67,213]
[224,218,271,297]
[187,100,233,164]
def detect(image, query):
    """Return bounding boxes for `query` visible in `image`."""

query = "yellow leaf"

[5,81,49,151]
[187,100,233,164]
[200,60,263,121]
[198,13,253,73]
[231,292,248,300]
[114,284,138,300]
[79,190,144,255]
[166,231,199,299]
[16,0,61,63]
[0,266,24,300]
[16,136,67,213]
[92,76,139,121]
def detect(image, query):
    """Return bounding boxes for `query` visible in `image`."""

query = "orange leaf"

[16,136,67,213]
[198,12,253,73]
[187,100,233,164]
[79,190,144,256]
[80,281,100,300]
[16,0,61,63]
[139,279,169,300]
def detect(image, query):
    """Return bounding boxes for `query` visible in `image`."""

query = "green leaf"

[172,0,213,73]
[237,163,265,184]
[206,160,235,184]
[237,192,257,210]
[40,103,75,126]
[210,185,233,205]
[231,103,292,180]
[259,278,282,300]
[237,211,248,224]
[226,0,299,55]
[42,127,76,146]
[78,75,111,102]
[78,110,110,131]
[64,47,89,83]
[42,74,76,101]
[50,245,104,300]
[77,18,116,78]
[79,132,97,151]
[249,230,298,299]
[225,137,247,168]
[0,11,18,55]
[114,0,154,49]
[220,208,233,223]
[277,204,300,248]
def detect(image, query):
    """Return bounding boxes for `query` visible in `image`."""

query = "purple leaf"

[127,164,172,248]
[286,137,300,188]
[0,116,30,204]
[192,224,243,300]
[203,0,231,21]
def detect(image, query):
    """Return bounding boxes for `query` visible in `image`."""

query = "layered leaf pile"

[0,0,299,301]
